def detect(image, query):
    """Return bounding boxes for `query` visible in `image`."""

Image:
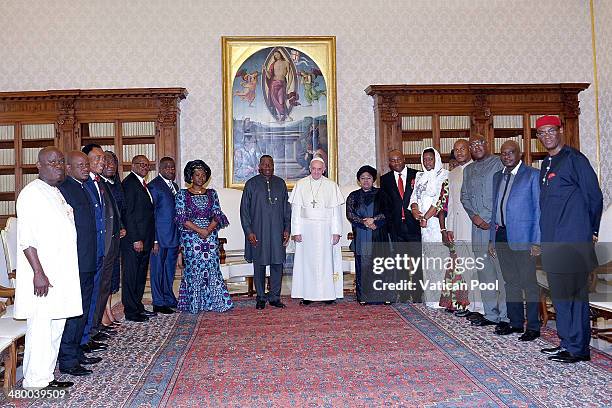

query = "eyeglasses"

[536,128,559,137]
[133,162,149,167]
[469,140,486,148]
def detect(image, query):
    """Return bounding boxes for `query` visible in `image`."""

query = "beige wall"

[594,0,612,205]
[0,0,607,203]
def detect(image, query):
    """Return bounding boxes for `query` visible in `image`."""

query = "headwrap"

[356,165,377,181]
[417,147,449,199]
[535,115,561,128]
[184,159,211,184]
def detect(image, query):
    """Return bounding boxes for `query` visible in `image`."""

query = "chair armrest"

[219,238,227,264]
[0,285,15,301]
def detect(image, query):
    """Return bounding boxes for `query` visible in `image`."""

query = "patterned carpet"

[2,299,611,407]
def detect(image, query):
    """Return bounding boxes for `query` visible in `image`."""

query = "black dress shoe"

[471,318,497,326]
[495,324,524,335]
[548,350,591,363]
[60,365,93,376]
[92,332,111,342]
[46,379,74,389]
[125,314,148,322]
[324,300,336,305]
[300,300,312,305]
[541,346,565,355]
[100,326,118,335]
[142,309,157,317]
[269,301,286,308]
[81,341,107,353]
[255,301,266,310]
[153,305,175,314]
[466,312,484,322]
[454,309,470,317]
[518,330,540,341]
[79,356,102,365]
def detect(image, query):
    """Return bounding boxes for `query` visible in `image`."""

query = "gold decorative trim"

[222,36,337,190]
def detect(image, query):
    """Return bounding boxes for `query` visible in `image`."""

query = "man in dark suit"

[84,144,124,343]
[536,116,603,363]
[488,141,541,341]
[380,149,422,302]
[57,151,100,376]
[148,157,179,314]
[122,155,156,322]
[80,144,110,353]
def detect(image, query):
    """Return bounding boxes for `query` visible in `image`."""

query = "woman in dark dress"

[346,165,388,303]
[175,160,233,313]
[102,150,124,326]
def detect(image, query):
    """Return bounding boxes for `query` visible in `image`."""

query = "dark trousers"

[150,246,179,308]
[542,243,592,357]
[495,227,540,331]
[92,238,119,334]
[253,263,283,303]
[81,255,104,345]
[58,269,95,369]
[548,271,590,356]
[390,221,422,303]
[122,245,152,318]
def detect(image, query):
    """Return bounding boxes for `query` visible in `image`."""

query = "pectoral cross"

[311,199,317,208]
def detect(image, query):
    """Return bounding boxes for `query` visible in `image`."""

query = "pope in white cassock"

[14,147,82,389]
[289,157,345,304]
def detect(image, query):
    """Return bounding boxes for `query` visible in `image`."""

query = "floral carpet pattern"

[2,299,611,407]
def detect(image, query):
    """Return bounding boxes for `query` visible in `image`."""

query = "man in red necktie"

[379,149,422,302]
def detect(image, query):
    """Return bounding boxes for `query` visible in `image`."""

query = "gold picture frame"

[222,36,337,189]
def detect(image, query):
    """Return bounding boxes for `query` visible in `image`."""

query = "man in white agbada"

[14,147,82,389]
[290,157,345,304]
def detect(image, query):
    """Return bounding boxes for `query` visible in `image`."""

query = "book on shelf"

[530,138,547,153]
[440,115,470,130]
[401,116,432,131]
[0,149,15,165]
[493,135,523,153]
[0,125,15,141]
[0,175,15,193]
[493,115,523,129]
[88,122,115,138]
[122,121,155,137]
[122,144,156,162]
[22,147,44,165]
[22,123,55,140]
[100,144,115,153]
[0,201,16,216]
[22,173,38,186]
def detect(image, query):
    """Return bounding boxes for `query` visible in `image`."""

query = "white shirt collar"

[131,171,145,184]
[70,176,83,185]
[506,160,522,175]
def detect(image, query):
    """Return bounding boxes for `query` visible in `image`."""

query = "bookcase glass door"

[439,115,470,169]
[401,115,433,171]
[80,121,157,181]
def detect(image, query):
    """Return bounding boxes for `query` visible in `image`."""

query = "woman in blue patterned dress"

[175,160,233,313]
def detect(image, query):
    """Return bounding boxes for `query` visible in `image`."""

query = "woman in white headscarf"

[410,147,449,307]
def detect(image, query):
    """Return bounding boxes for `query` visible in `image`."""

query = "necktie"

[499,171,511,227]
[143,179,148,189]
[168,182,177,195]
[397,173,405,220]
[93,175,103,199]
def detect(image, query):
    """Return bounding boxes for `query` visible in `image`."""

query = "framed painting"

[222,36,337,189]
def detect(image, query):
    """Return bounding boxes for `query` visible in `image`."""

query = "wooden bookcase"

[365,84,589,174]
[0,88,188,225]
